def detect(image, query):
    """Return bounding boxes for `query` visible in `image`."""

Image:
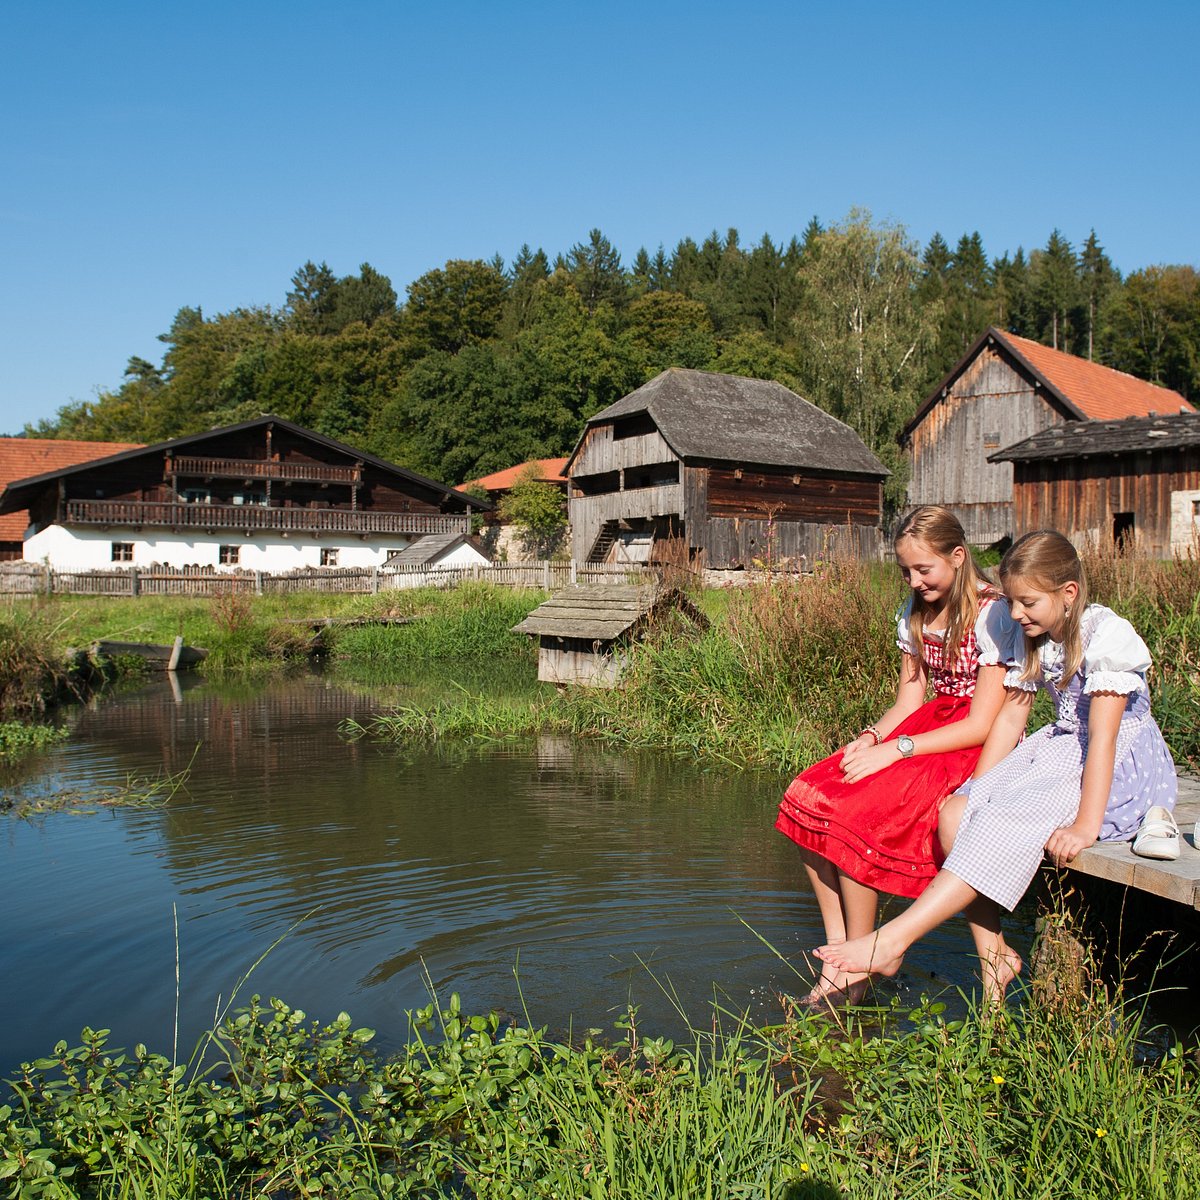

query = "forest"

[29,210,1199,509]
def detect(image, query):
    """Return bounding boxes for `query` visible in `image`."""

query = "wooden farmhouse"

[566,368,889,569]
[904,328,1193,546]
[0,437,143,560]
[990,412,1200,556]
[512,584,708,688]
[0,416,489,572]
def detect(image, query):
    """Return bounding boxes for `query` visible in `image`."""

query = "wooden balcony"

[63,500,470,536]
[167,456,362,484]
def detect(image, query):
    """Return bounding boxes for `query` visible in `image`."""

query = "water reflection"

[0,673,1030,1074]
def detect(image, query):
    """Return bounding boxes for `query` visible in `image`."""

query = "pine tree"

[1031,230,1079,350]
[567,229,626,315]
[1078,230,1119,361]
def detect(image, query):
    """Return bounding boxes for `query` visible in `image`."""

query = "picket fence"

[0,560,655,598]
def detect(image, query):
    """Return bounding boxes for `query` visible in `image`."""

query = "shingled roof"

[907,328,1193,436]
[0,437,143,542]
[989,412,1200,463]
[512,584,707,642]
[569,369,889,478]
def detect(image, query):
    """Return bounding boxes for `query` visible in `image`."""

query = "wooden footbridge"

[1068,775,1200,909]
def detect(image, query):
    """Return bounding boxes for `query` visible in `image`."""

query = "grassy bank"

[347,553,1200,773]
[0,584,542,719]
[3,551,1198,771]
[2,952,1195,1199]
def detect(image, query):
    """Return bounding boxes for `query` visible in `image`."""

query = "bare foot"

[980,944,1023,1008]
[800,977,869,1011]
[815,930,905,978]
[802,941,868,1005]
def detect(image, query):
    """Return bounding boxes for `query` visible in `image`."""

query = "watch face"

[898,736,915,757]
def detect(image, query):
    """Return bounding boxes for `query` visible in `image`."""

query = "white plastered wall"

[23,525,417,571]
[1169,489,1200,556]
[435,540,491,567]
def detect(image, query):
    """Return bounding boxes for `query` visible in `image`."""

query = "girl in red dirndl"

[775,506,1019,1008]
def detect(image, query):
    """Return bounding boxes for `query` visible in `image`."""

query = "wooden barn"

[904,328,1193,546]
[566,368,889,569]
[989,412,1200,557]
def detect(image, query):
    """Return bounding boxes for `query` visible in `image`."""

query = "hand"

[1044,822,1100,867]
[839,734,874,766]
[840,741,900,784]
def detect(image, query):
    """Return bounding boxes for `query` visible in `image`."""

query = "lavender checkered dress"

[942,605,1177,911]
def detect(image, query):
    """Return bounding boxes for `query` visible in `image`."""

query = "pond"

[0,672,1035,1075]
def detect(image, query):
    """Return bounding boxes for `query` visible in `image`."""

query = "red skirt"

[775,695,981,898]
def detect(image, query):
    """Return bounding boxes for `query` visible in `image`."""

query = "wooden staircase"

[587,520,620,563]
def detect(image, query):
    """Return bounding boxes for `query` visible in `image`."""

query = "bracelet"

[860,725,882,746]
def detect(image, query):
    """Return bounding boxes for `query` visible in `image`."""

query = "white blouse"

[895,594,1020,668]
[1002,604,1151,695]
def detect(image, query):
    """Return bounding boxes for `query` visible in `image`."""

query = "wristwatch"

[897,735,916,758]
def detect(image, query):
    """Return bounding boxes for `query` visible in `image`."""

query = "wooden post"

[570,559,578,584]
[43,565,52,596]
[543,560,551,590]
[372,568,380,594]
[255,570,264,596]
[167,635,184,673]
[131,569,140,598]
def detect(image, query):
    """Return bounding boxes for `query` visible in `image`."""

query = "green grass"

[343,555,1200,774]
[2,934,1195,1200]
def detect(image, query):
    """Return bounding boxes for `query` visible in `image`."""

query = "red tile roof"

[0,437,143,543]
[466,457,569,494]
[996,330,1193,421]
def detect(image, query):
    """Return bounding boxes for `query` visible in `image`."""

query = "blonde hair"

[1000,530,1088,686]
[895,505,994,673]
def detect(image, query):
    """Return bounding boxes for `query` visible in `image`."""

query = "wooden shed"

[904,328,1193,546]
[512,584,707,688]
[989,412,1200,556]
[565,369,889,570]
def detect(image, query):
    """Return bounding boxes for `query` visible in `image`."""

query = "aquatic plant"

[1,959,1195,1200]
[0,722,67,760]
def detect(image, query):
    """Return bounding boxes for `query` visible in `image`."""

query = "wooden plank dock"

[1066,775,1200,909]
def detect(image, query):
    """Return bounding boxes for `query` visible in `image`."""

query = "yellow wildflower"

[1096,1128,1107,1139]
[992,1074,1005,1085]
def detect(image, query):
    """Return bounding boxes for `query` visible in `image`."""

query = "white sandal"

[1132,805,1181,861]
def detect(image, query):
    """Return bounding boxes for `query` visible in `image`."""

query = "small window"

[320,548,339,567]
[181,488,211,505]
[232,490,266,507]
[219,544,241,565]
[111,542,134,563]
[1192,499,1200,520]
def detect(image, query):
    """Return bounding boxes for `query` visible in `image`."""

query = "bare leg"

[937,795,1021,1004]
[813,872,877,1004]
[938,793,967,858]
[797,849,850,999]
[816,869,978,977]
[964,897,1022,1006]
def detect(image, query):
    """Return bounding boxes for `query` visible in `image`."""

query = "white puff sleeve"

[974,598,1022,668]
[1082,608,1151,695]
[1002,664,1039,693]
[894,596,918,657]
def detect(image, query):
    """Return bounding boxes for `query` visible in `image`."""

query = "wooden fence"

[0,561,656,598]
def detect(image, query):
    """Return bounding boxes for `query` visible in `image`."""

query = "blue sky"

[2,0,1197,435]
